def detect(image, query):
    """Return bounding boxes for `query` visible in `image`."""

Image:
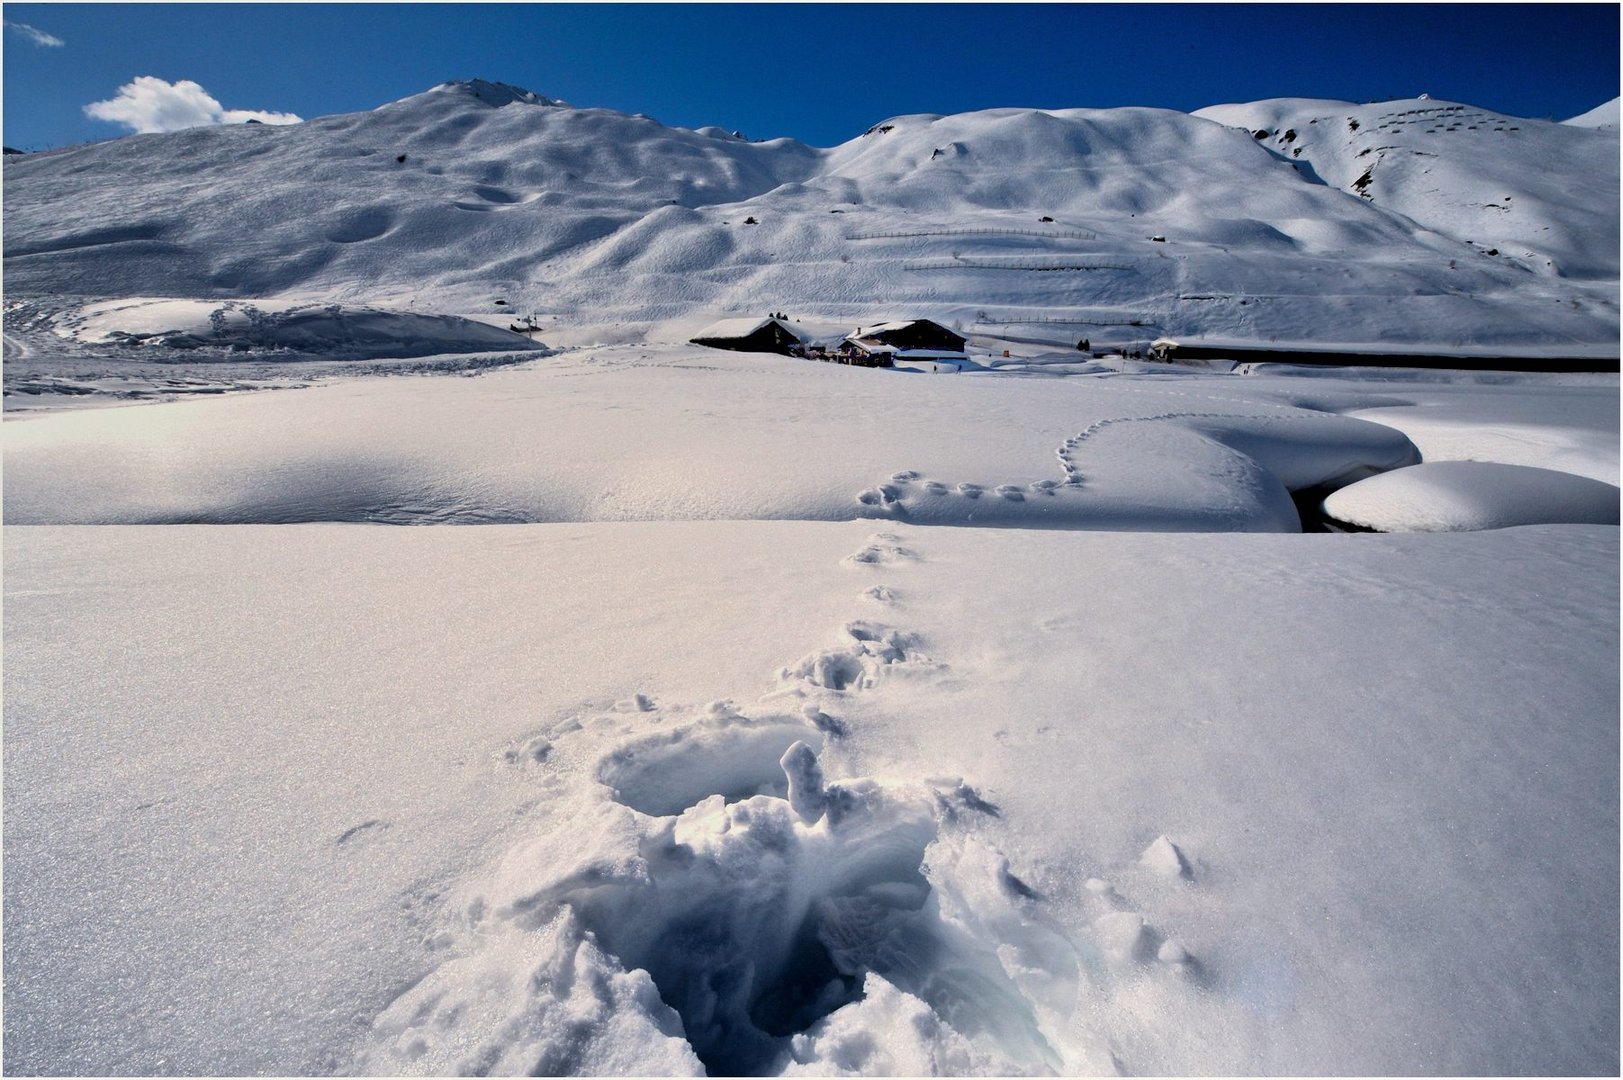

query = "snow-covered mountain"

[4,79,1618,352]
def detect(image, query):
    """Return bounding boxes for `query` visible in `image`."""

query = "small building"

[689,317,808,356]
[848,319,967,354]
[837,319,968,367]
[1149,338,1180,361]
[843,340,899,368]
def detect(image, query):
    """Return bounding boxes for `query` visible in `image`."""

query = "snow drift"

[1322,460,1621,531]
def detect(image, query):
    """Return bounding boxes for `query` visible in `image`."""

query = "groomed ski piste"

[3,81,1618,1076]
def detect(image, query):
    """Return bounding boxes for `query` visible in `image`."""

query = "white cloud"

[84,76,301,134]
[5,20,65,47]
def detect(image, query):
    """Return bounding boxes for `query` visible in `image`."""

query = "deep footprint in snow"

[362,530,1197,1075]
[842,532,918,568]
[365,741,1083,1077]
[855,485,902,509]
[597,714,825,817]
[777,620,933,693]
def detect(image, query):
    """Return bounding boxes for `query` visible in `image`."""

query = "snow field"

[8,344,1617,535]
[5,520,1615,1074]
[4,343,1436,531]
[53,297,545,359]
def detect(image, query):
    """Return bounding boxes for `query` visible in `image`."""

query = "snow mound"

[54,298,542,360]
[1322,460,1620,532]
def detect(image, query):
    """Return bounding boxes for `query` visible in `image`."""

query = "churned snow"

[2,78,1618,1078]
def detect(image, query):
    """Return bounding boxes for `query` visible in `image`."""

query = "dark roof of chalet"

[690,317,808,343]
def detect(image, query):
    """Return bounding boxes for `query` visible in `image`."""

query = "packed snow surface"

[6,344,1443,529]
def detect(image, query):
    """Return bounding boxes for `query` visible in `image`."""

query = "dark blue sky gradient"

[4,3,1618,150]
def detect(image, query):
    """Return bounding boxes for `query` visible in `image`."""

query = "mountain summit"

[425,79,567,109]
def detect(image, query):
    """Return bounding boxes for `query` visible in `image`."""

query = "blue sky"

[4,3,1618,149]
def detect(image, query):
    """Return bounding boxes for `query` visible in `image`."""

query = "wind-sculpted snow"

[1323,461,1621,532]
[46,297,543,359]
[4,81,1615,350]
[4,343,1428,531]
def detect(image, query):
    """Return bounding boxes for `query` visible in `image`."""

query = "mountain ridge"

[4,80,1616,354]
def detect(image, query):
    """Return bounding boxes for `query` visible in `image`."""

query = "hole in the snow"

[569,786,937,1074]
[567,745,1062,1075]
[596,720,822,817]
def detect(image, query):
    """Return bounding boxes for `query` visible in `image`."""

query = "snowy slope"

[4,81,1616,352]
[1193,96,1620,281]
[1566,96,1621,130]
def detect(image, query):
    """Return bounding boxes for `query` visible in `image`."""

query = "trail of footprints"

[856,405,1369,516]
[362,531,1207,1077]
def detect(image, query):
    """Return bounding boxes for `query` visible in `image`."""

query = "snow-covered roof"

[691,317,806,342]
[854,320,920,336]
[847,339,899,354]
[851,320,965,343]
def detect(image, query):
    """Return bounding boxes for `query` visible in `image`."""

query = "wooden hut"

[840,319,968,366]
[848,319,967,353]
[689,317,808,355]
